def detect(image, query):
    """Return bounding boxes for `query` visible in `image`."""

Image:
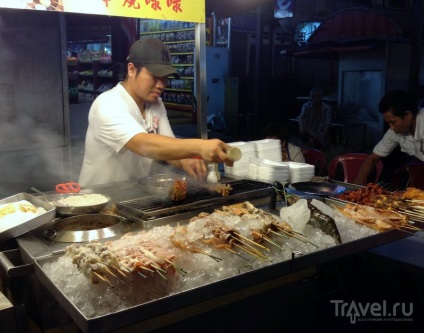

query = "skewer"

[273,225,319,248]
[137,272,148,279]
[204,253,223,262]
[96,261,133,282]
[262,235,285,251]
[233,232,270,252]
[162,257,187,276]
[139,266,155,274]
[230,235,267,256]
[114,268,133,282]
[149,262,167,274]
[103,267,127,285]
[397,223,421,231]
[232,242,270,262]
[224,247,249,261]
[93,271,114,288]
[191,247,223,262]
[268,229,289,239]
[406,199,424,203]
[192,248,223,261]
[154,269,168,281]
[399,209,424,221]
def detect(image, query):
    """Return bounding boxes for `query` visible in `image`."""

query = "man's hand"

[354,153,381,185]
[198,139,235,167]
[179,158,208,180]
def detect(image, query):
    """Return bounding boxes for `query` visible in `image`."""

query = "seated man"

[298,86,332,149]
[355,89,424,185]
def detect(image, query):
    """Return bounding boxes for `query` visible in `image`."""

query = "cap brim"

[145,64,180,79]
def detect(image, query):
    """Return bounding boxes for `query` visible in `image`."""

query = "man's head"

[126,38,180,79]
[310,86,323,107]
[263,123,290,143]
[123,38,180,104]
[378,90,418,135]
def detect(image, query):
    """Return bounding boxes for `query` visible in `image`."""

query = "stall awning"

[292,7,410,57]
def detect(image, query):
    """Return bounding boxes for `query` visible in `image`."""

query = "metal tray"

[32,198,413,333]
[0,193,56,242]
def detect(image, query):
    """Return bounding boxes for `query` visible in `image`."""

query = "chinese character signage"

[0,0,205,23]
[274,0,294,19]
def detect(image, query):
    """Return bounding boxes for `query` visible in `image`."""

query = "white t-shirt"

[373,109,424,161]
[78,83,175,186]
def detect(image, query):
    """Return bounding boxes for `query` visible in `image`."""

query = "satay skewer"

[232,243,270,262]
[96,261,133,282]
[251,231,284,250]
[231,235,269,257]
[162,257,187,276]
[268,229,289,239]
[154,269,168,281]
[261,235,285,250]
[233,232,270,252]
[398,209,424,221]
[224,247,249,261]
[272,226,319,248]
[93,271,114,288]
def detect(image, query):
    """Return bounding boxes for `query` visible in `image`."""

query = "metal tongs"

[55,182,81,194]
[269,181,287,213]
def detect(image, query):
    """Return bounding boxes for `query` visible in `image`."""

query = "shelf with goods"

[67,46,117,104]
[139,19,196,113]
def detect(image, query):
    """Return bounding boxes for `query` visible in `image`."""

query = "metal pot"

[43,214,130,243]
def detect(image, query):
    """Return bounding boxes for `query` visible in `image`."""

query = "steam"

[0,13,78,199]
[0,114,77,198]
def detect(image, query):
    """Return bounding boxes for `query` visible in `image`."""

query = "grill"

[116,179,273,227]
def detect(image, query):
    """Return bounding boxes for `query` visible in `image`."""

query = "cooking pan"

[43,214,131,243]
[46,193,111,216]
[288,181,346,196]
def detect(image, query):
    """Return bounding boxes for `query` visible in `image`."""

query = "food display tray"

[31,197,415,333]
[0,192,56,242]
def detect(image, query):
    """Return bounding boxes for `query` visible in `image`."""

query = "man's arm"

[354,152,382,185]
[298,104,307,135]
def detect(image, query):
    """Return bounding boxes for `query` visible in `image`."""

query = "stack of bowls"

[247,158,290,184]
[251,139,282,162]
[286,162,315,183]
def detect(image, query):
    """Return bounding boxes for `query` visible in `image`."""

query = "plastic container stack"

[224,141,256,177]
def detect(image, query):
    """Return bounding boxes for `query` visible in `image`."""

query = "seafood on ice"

[65,232,183,286]
[336,203,409,231]
[63,200,402,287]
[171,207,272,263]
[170,201,318,262]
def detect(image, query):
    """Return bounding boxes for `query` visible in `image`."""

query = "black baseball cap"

[127,38,180,79]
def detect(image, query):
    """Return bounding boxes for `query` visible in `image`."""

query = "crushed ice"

[41,201,379,318]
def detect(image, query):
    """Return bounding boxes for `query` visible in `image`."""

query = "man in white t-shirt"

[355,90,424,185]
[79,38,234,186]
